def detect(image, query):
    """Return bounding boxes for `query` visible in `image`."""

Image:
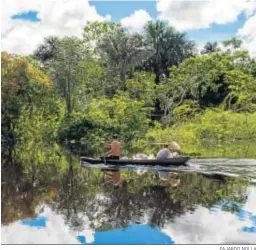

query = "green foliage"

[14,85,66,142]
[2,20,256,160]
[49,37,85,114]
[173,100,202,123]
[222,37,242,50]
[156,51,256,125]
[58,113,116,155]
[165,53,232,108]
[85,93,152,154]
[75,56,110,100]
[83,21,122,55]
[98,26,152,89]
[224,69,256,112]
[58,93,152,155]
[141,109,256,158]
[125,71,156,106]
[1,52,62,147]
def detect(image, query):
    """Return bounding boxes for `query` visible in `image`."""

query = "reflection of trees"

[1,144,249,234]
[54,155,103,232]
[2,147,43,225]
[1,144,68,225]
[169,173,248,210]
[81,172,248,231]
[85,184,188,230]
[53,166,248,232]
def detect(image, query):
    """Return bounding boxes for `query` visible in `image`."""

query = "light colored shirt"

[156,148,173,159]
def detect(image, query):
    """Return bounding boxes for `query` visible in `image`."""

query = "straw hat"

[168,141,181,151]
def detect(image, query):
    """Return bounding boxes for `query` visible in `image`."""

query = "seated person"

[156,141,181,159]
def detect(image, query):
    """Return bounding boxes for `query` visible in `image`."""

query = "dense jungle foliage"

[2,21,256,158]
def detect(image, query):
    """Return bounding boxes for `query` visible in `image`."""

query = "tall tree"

[34,36,59,63]
[98,27,152,90]
[83,21,122,55]
[201,41,220,54]
[35,37,85,115]
[143,21,196,83]
[222,37,243,50]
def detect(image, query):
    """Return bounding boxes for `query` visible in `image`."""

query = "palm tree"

[201,41,220,54]
[143,21,195,83]
[222,37,242,50]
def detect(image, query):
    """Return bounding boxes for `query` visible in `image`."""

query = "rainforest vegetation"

[2,21,256,158]
[2,21,256,232]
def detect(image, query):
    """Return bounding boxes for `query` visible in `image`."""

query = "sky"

[1,0,256,56]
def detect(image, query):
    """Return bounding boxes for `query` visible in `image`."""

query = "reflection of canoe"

[80,156,190,166]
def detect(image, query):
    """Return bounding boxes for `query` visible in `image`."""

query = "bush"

[135,109,256,158]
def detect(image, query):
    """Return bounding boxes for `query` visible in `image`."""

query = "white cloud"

[156,0,256,31]
[120,9,152,33]
[1,0,111,55]
[237,13,256,56]
[1,205,95,244]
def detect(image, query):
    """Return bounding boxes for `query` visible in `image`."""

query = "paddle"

[103,156,106,165]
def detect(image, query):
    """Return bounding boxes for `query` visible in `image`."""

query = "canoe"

[80,156,190,166]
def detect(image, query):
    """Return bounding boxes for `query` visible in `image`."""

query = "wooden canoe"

[80,156,190,166]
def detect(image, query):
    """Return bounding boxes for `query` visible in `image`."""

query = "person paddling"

[102,135,121,161]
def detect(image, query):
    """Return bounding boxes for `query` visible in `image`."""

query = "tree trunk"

[120,70,126,91]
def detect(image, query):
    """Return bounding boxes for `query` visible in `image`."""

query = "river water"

[1,153,256,244]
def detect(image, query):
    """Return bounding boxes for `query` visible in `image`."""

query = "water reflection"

[162,187,256,244]
[77,224,174,244]
[2,185,256,244]
[1,147,256,244]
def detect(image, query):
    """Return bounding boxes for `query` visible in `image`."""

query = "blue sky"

[4,0,256,55]
[90,1,157,21]
[12,11,41,22]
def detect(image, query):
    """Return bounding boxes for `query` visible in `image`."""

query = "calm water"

[1,149,256,244]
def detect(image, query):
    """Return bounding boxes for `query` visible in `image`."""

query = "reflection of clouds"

[78,224,174,244]
[2,186,256,244]
[1,206,94,244]
[161,187,256,244]
[243,187,256,212]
